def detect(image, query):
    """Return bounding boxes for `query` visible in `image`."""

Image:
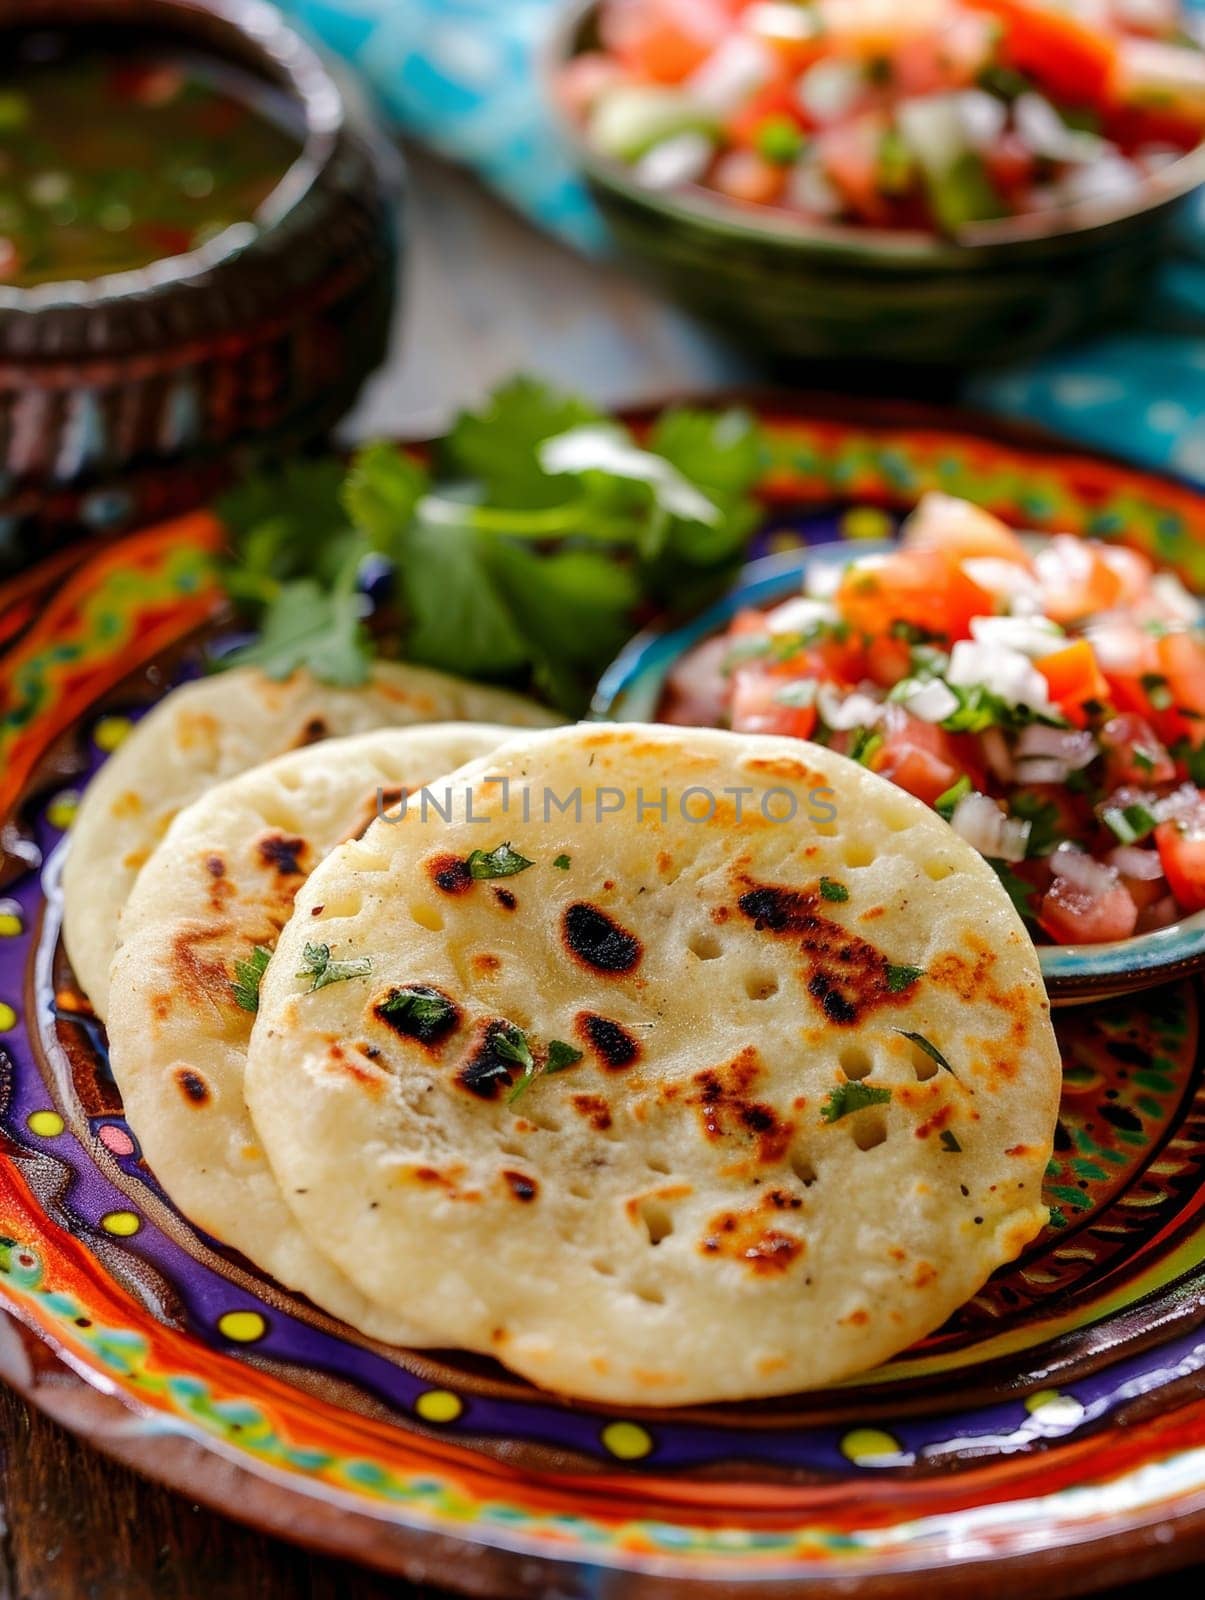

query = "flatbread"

[106,724,515,1343]
[245,723,1060,1403]
[63,663,556,1017]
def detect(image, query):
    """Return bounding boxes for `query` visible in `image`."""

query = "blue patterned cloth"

[282,0,1205,482]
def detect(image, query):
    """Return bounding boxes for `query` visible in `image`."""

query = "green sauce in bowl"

[0,40,302,286]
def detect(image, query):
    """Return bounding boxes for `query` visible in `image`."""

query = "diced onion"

[1083,618,1149,672]
[1049,841,1119,895]
[589,87,706,162]
[1015,93,1108,164]
[817,684,884,731]
[1014,757,1071,785]
[787,159,845,217]
[746,3,822,44]
[1015,725,1098,769]
[804,558,845,599]
[1154,782,1204,824]
[955,89,1009,152]
[950,792,1031,862]
[896,95,969,175]
[946,640,1060,718]
[635,132,714,189]
[1107,845,1166,880]
[797,58,865,123]
[1057,152,1144,206]
[969,613,1066,658]
[686,36,774,116]
[764,596,837,635]
[962,560,1043,606]
[1150,572,1202,625]
[898,678,960,723]
[981,726,1014,783]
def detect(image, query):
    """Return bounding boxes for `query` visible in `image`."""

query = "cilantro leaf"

[465,843,534,880]
[987,858,1039,923]
[1008,791,1065,856]
[821,1081,892,1122]
[443,377,604,507]
[819,877,849,902]
[224,572,373,687]
[231,946,272,1013]
[553,854,571,870]
[342,442,430,553]
[895,1030,956,1075]
[377,986,457,1041]
[217,459,350,596]
[546,1040,583,1073]
[394,508,529,678]
[298,943,373,993]
[648,406,766,503]
[886,963,924,993]
[935,774,971,821]
[508,1033,584,1103]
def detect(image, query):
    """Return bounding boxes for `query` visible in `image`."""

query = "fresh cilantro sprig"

[821,1081,892,1122]
[503,1029,584,1103]
[231,946,272,1013]
[896,1030,956,1075]
[298,943,374,993]
[465,843,534,880]
[215,378,768,714]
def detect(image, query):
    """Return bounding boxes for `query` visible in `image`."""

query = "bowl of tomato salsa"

[549,0,1205,366]
[0,0,400,561]
[596,491,1205,1002]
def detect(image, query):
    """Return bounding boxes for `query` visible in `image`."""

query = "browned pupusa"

[245,723,1061,1404]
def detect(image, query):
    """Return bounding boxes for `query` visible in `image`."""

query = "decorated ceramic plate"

[2,399,1204,1597]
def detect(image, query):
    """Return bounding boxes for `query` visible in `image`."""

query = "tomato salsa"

[0,38,302,287]
[664,494,1205,944]
[562,0,1205,234]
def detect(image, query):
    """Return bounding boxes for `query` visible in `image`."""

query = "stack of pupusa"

[68,680,1061,1405]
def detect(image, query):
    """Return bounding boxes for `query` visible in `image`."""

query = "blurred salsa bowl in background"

[549,0,1205,365]
[0,0,401,566]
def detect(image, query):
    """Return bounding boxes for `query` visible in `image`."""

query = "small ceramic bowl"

[593,542,1205,1005]
[0,0,401,564]
[548,0,1205,369]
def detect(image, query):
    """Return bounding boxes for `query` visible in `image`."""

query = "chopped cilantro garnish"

[895,1030,956,1075]
[297,943,373,993]
[886,963,924,993]
[1009,791,1064,857]
[935,775,971,821]
[377,986,457,1035]
[849,728,884,766]
[1102,802,1157,845]
[231,946,272,1013]
[553,854,571,870]
[988,859,1038,924]
[465,843,534,880]
[821,1081,892,1122]
[939,1129,962,1153]
[1141,672,1174,711]
[819,876,849,903]
[1047,1205,1068,1230]
[1171,736,1205,785]
[1132,748,1156,775]
[506,1033,583,1103]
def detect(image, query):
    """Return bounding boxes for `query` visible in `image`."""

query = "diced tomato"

[1038,876,1139,945]
[712,149,788,206]
[865,635,914,689]
[1034,536,1126,624]
[1156,630,1205,734]
[836,548,993,643]
[1099,544,1153,605]
[871,706,963,805]
[730,665,817,739]
[817,114,894,224]
[891,10,999,95]
[1099,713,1176,787]
[963,0,1119,108]
[902,492,1033,568]
[558,52,630,117]
[1034,640,1112,726]
[983,132,1039,205]
[1155,815,1205,914]
[599,0,730,83]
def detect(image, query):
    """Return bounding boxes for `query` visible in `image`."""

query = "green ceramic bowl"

[548,0,1205,368]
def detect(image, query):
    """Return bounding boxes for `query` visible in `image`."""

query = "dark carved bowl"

[0,0,402,566]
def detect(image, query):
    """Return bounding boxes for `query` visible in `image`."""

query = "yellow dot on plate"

[841,506,893,542]
[217,1310,267,1343]
[100,1210,141,1237]
[1024,1389,1085,1426]
[841,1427,903,1465]
[27,1110,64,1138]
[0,902,22,938]
[93,715,133,753]
[414,1389,463,1424]
[46,790,80,831]
[0,1002,15,1032]
[601,1421,653,1461]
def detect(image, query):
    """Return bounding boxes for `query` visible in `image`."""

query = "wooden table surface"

[1,147,1200,1600]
